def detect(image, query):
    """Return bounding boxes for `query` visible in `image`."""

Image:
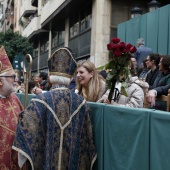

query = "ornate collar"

[50,84,68,91]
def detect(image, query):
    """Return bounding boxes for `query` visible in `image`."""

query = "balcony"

[20,0,36,17]
[22,16,41,38]
[41,0,66,25]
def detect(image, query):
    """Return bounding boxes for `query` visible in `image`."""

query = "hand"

[147,90,156,107]
[33,87,42,95]
[103,98,111,104]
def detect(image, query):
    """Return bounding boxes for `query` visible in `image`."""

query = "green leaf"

[106,71,115,81]
[96,65,106,70]
[106,79,112,89]
[105,60,116,70]
[121,81,128,88]
[121,86,128,97]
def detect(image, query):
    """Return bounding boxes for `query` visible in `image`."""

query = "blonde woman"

[76,60,106,102]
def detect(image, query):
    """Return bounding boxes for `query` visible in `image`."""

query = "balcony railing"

[22,16,41,38]
[20,0,36,17]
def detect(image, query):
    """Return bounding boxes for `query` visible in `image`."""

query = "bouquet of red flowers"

[106,37,137,102]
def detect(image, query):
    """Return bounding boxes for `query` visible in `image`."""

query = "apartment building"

[0,0,14,31]
[1,0,169,73]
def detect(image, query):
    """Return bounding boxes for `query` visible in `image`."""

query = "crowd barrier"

[16,93,170,170]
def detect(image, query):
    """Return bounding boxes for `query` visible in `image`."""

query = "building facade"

[0,0,169,74]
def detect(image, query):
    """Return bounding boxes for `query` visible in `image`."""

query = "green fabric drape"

[15,93,35,106]
[150,110,170,170]
[15,94,170,170]
[158,5,169,55]
[88,102,105,170]
[117,22,127,42]
[103,105,150,170]
[125,17,140,45]
[146,10,159,52]
[139,14,147,42]
[118,4,170,55]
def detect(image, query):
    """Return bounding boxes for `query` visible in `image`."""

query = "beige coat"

[98,76,148,108]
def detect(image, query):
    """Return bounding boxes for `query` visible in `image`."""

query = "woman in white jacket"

[98,61,148,108]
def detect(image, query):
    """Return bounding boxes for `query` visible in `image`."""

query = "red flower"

[122,47,129,53]
[119,42,126,48]
[119,42,126,52]
[114,50,122,57]
[130,46,137,53]
[112,44,120,50]
[111,38,120,44]
[106,37,137,92]
[107,43,115,50]
[127,44,133,49]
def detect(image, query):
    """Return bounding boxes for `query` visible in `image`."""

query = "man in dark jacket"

[38,71,50,90]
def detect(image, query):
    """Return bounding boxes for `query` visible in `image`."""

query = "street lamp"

[148,0,160,12]
[131,7,143,19]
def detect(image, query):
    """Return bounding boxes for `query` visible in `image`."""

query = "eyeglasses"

[0,74,16,80]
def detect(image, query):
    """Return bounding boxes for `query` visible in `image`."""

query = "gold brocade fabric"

[0,93,23,170]
[13,88,97,169]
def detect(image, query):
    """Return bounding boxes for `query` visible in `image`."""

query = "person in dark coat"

[145,53,161,89]
[38,71,50,90]
[147,55,170,110]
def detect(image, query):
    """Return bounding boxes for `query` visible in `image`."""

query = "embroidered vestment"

[13,88,97,170]
[0,92,23,169]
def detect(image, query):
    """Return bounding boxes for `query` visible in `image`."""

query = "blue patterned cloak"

[12,87,97,170]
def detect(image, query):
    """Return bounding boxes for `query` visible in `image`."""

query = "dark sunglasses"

[0,74,16,79]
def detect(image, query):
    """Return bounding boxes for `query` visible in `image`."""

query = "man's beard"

[2,79,16,96]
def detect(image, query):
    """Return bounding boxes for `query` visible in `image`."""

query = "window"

[70,26,74,38]
[58,31,65,44]
[69,5,92,38]
[73,22,79,36]
[69,14,79,38]
[52,32,58,47]
[34,48,38,58]
[40,43,45,54]
[52,30,65,48]
[45,41,49,51]
[80,9,85,32]
[86,14,92,29]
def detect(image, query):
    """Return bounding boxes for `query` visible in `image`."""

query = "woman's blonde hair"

[76,60,101,102]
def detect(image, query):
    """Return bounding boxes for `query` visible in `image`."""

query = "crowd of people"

[12,38,170,111]
[1,36,170,169]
